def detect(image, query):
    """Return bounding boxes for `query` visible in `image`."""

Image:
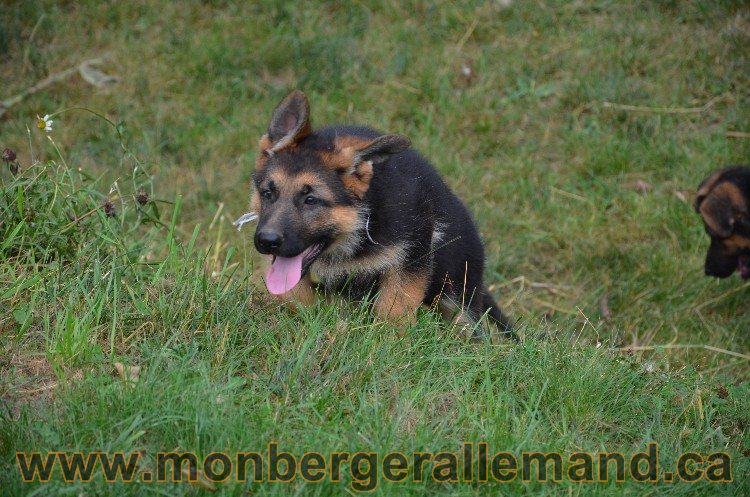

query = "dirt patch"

[2,352,60,419]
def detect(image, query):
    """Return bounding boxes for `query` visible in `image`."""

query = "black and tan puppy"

[249,90,513,336]
[694,165,750,279]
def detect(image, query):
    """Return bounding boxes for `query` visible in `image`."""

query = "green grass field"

[1,1,749,495]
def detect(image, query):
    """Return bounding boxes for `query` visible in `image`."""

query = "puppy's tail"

[483,291,517,341]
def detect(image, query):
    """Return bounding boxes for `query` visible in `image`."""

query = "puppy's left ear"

[355,134,411,165]
[334,134,410,199]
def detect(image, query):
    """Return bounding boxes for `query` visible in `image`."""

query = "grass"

[1,0,749,495]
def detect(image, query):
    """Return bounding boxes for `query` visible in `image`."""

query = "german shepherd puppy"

[694,165,750,279]
[250,90,513,337]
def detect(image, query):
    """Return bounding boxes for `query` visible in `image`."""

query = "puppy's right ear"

[268,90,312,152]
[268,90,311,146]
[258,90,312,162]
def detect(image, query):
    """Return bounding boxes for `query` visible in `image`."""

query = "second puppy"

[694,165,750,279]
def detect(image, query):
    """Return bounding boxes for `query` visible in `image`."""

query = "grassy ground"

[1,0,749,495]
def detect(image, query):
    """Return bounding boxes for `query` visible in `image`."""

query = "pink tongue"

[739,256,750,279]
[266,253,304,295]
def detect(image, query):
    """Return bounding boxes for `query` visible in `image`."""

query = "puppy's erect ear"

[263,90,312,154]
[354,134,411,166]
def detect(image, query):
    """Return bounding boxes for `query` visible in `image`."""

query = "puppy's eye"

[304,195,319,205]
[261,190,273,200]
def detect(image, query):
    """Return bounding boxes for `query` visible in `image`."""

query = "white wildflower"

[36,114,53,133]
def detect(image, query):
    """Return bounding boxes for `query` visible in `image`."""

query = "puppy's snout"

[255,230,284,254]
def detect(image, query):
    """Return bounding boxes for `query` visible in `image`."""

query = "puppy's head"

[250,90,410,295]
[694,166,750,279]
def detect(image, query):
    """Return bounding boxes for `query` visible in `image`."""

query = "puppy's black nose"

[255,230,283,253]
